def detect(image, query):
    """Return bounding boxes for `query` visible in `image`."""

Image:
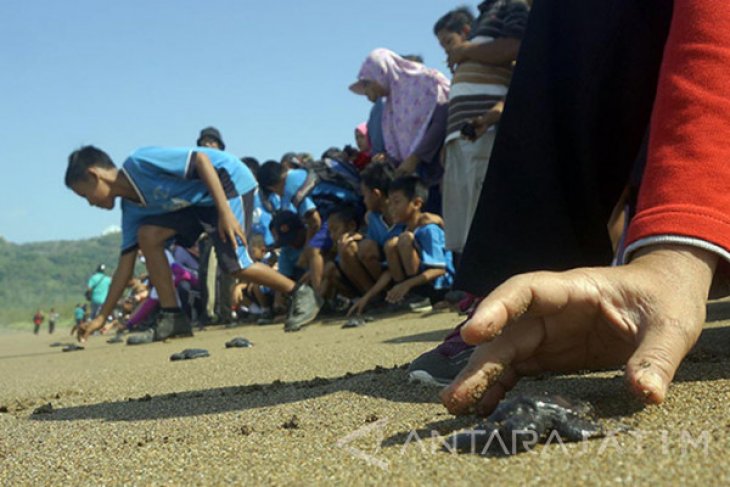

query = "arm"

[397,103,449,176]
[463,101,505,141]
[386,268,446,303]
[77,251,136,341]
[303,209,322,244]
[348,270,393,316]
[193,151,246,248]
[448,38,521,71]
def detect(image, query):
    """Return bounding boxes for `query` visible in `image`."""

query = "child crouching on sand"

[383,176,454,309]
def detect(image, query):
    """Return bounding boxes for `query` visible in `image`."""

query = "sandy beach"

[0,309,728,486]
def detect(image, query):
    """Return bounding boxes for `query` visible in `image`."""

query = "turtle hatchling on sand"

[448,393,604,456]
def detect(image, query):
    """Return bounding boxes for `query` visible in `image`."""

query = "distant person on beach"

[65,145,321,343]
[48,308,59,334]
[431,0,730,415]
[86,264,111,319]
[32,309,44,335]
[71,303,84,336]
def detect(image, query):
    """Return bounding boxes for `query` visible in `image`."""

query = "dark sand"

[0,310,728,486]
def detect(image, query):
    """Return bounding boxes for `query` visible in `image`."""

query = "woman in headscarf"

[350,48,450,212]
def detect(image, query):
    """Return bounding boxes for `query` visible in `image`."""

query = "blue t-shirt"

[120,146,257,251]
[365,211,405,247]
[251,189,278,246]
[414,223,455,291]
[87,272,111,305]
[279,169,317,218]
[278,245,304,279]
[279,168,361,220]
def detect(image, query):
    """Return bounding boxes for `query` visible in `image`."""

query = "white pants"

[442,130,496,252]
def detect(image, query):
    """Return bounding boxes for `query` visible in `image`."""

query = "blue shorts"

[308,220,333,252]
[278,246,305,281]
[139,196,253,274]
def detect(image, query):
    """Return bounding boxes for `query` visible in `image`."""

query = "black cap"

[196,126,225,150]
[270,211,305,247]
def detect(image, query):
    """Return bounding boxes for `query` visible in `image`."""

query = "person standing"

[32,309,44,335]
[48,308,59,334]
[87,264,111,319]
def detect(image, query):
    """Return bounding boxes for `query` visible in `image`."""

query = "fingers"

[625,315,701,404]
[460,272,573,346]
[439,338,515,415]
[442,317,547,415]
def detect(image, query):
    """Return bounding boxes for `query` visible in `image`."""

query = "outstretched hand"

[440,245,716,416]
[77,315,106,343]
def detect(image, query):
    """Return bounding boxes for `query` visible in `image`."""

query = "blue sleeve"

[415,224,448,268]
[120,201,143,252]
[128,147,196,179]
[87,274,99,288]
[298,196,317,218]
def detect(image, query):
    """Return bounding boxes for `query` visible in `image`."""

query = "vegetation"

[0,232,125,327]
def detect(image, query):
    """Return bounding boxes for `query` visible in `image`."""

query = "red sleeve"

[626,0,730,251]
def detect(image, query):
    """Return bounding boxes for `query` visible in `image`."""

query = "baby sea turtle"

[170,348,210,361]
[225,337,253,348]
[62,344,85,352]
[341,315,375,329]
[448,393,604,456]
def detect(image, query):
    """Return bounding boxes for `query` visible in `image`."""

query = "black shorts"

[139,193,254,274]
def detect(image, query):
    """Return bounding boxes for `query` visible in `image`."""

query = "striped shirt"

[445,0,530,141]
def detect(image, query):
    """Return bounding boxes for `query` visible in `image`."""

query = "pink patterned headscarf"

[353,48,450,162]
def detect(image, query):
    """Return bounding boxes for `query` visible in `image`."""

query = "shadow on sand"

[29,326,730,425]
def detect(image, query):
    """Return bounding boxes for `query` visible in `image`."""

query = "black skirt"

[456,0,673,296]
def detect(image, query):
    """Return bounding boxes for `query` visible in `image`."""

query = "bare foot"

[440,245,717,416]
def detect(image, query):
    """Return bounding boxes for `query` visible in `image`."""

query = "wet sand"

[0,310,728,486]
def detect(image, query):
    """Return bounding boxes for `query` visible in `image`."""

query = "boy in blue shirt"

[65,145,321,342]
[384,176,454,307]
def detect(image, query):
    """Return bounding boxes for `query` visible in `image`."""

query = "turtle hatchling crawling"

[447,393,604,456]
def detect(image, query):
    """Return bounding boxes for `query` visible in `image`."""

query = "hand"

[439,245,716,416]
[371,153,388,164]
[387,281,412,304]
[447,42,472,72]
[219,208,246,250]
[462,105,503,142]
[338,232,362,247]
[396,155,419,177]
[77,315,106,343]
[348,296,369,317]
[418,212,444,228]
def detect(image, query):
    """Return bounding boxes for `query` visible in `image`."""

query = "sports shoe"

[284,284,322,332]
[126,311,192,345]
[406,317,475,386]
[407,347,474,387]
[386,294,432,314]
[406,294,432,313]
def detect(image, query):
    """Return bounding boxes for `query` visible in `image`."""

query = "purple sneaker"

[407,317,476,387]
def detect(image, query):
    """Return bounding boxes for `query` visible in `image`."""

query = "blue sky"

[0,0,456,244]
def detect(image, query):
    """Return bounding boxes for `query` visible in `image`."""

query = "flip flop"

[170,348,210,361]
[225,337,253,348]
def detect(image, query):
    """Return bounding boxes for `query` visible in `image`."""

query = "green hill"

[0,232,124,327]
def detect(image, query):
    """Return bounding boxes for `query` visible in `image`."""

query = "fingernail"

[638,371,664,398]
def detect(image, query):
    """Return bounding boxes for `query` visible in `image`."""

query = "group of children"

[65,120,455,344]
